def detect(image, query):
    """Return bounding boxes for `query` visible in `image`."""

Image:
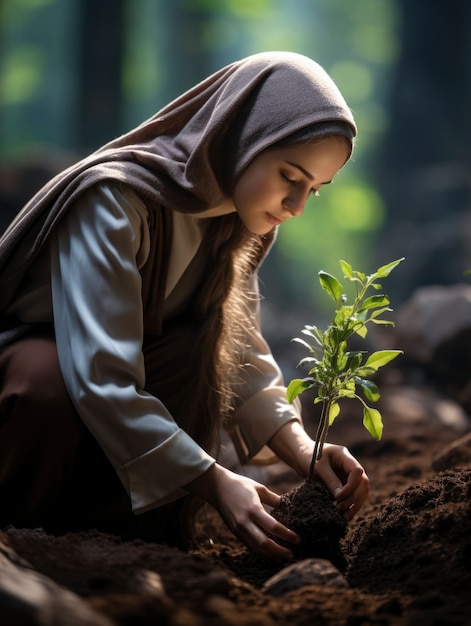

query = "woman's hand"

[311,442,370,520]
[268,420,369,520]
[185,464,300,560]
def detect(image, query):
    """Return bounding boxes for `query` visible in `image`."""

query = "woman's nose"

[283,191,307,217]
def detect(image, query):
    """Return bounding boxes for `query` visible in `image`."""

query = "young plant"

[287,258,404,480]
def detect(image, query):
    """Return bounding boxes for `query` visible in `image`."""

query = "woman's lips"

[265,212,284,226]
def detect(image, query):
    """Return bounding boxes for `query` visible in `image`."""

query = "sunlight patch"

[331,186,385,231]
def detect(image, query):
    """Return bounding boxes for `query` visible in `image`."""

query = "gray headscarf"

[0,51,356,311]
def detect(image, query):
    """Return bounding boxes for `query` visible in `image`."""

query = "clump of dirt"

[213,479,348,589]
[271,479,347,569]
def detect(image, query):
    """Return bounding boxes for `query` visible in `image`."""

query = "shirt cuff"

[230,386,302,463]
[117,428,215,513]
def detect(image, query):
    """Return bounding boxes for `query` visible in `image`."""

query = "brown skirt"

[0,319,207,546]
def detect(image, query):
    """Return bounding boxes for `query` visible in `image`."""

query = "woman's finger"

[236,512,298,560]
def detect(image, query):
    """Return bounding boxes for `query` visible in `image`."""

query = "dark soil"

[271,479,348,568]
[1,379,471,625]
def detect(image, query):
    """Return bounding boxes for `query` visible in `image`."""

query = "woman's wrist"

[267,420,313,478]
[184,462,225,505]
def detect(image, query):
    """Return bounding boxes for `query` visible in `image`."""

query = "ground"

[1,376,470,626]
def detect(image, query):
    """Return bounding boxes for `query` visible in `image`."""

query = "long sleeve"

[228,272,302,463]
[50,183,214,513]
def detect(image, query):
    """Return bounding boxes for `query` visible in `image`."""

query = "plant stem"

[308,399,332,480]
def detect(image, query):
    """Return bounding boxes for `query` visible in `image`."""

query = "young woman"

[0,51,369,560]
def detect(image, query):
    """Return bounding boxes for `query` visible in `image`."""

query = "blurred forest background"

[1,0,470,345]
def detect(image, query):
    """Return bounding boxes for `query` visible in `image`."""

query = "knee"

[0,336,79,432]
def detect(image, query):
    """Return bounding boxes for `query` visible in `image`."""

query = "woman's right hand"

[185,464,299,560]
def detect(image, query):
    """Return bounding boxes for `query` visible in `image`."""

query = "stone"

[261,558,348,597]
[0,548,114,626]
[395,284,471,364]
[395,284,471,412]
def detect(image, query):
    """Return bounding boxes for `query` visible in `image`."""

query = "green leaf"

[292,337,315,352]
[301,327,323,347]
[338,352,348,370]
[328,401,340,425]
[364,350,403,371]
[352,270,366,282]
[370,319,395,326]
[355,377,380,402]
[339,259,353,278]
[318,271,343,304]
[363,406,383,440]
[359,295,390,311]
[302,324,324,344]
[337,386,356,399]
[369,306,392,320]
[346,351,364,370]
[334,305,353,326]
[286,378,314,403]
[355,366,376,377]
[331,305,353,328]
[298,356,319,368]
[324,326,344,349]
[374,257,405,279]
[354,324,368,339]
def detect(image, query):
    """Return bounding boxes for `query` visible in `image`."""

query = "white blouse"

[6,182,300,513]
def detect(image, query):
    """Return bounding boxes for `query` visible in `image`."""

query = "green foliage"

[286,258,404,479]
[0,47,43,106]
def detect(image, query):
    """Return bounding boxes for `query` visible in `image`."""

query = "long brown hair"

[183,213,265,451]
[157,213,266,547]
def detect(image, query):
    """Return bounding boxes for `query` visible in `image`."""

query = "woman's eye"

[281,172,296,184]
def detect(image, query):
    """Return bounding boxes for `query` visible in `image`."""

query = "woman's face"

[232,136,350,236]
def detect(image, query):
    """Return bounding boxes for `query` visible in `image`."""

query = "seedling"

[286,258,404,480]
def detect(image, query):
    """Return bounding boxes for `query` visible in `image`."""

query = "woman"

[0,51,369,560]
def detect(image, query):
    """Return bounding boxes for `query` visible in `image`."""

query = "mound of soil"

[1,381,470,625]
[345,468,471,597]
[271,480,348,569]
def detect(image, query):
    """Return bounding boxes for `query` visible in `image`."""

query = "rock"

[0,548,114,626]
[395,284,471,363]
[128,569,167,597]
[432,431,471,471]
[379,385,470,433]
[261,558,349,596]
[395,284,471,412]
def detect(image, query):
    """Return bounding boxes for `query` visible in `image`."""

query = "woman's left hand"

[268,420,369,520]
[311,442,369,520]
